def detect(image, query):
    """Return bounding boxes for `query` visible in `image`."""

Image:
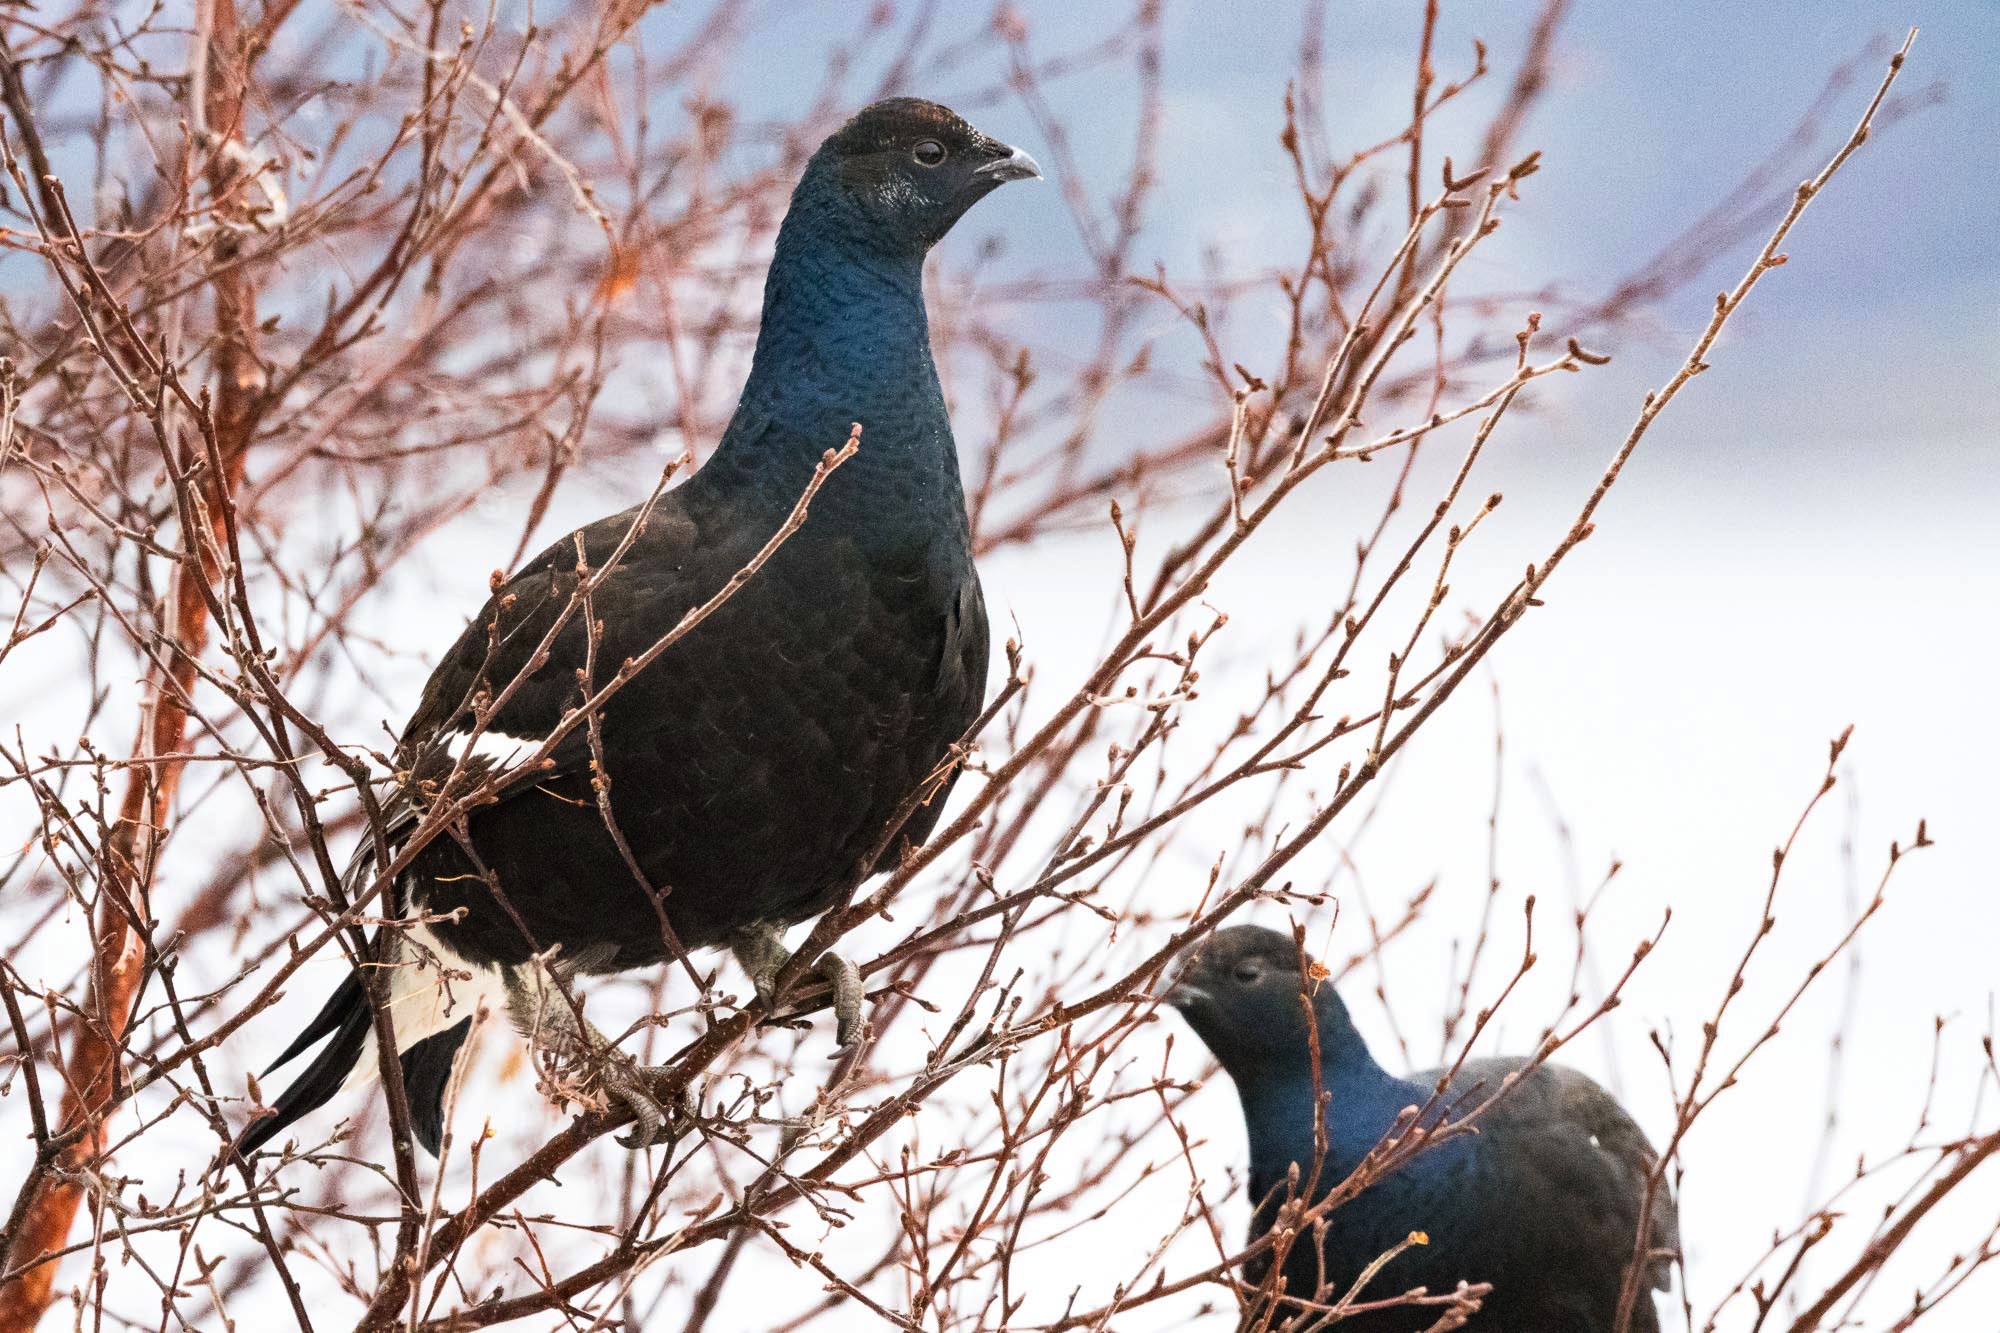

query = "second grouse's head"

[804,97,1040,255]
[1166,924,1365,1079]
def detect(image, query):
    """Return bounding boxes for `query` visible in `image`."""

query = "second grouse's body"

[1171,926,1679,1332]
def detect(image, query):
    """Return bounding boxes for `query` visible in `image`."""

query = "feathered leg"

[729,921,867,1049]
[501,949,686,1150]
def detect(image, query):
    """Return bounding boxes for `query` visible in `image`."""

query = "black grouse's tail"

[399,1018,475,1154]
[235,971,369,1158]
[235,970,474,1158]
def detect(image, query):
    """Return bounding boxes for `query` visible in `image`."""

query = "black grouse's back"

[1425,1057,1678,1332]
[1249,1056,1677,1332]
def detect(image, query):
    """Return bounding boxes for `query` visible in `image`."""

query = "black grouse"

[240,99,1038,1157]
[1168,925,1679,1331]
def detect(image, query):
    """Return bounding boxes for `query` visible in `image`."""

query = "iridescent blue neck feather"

[1239,995,1475,1210]
[704,159,963,541]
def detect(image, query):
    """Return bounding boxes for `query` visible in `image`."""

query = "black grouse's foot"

[730,923,869,1050]
[597,1059,688,1151]
[818,951,865,1051]
[502,950,686,1150]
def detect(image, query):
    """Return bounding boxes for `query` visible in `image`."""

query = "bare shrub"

[1,4,1986,1330]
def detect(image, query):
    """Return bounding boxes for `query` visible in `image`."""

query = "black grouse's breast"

[399,481,987,973]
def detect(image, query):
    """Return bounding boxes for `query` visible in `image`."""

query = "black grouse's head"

[1166,924,1362,1077]
[807,97,1040,253]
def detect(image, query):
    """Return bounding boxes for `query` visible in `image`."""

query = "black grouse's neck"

[1303,991,1399,1084]
[1226,991,1419,1177]
[1236,1000,1463,1206]
[1210,990,1397,1090]
[707,164,965,536]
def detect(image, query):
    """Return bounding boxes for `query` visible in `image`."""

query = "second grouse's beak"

[977,144,1043,184]
[1163,958,1211,1011]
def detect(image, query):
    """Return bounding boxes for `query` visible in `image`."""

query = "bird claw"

[599,1060,686,1151]
[746,958,783,1013]
[730,925,869,1050]
[821,951,865,1052]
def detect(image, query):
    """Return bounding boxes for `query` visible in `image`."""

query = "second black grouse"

[241,99,1038,1157]
[1169,925,1679,1331]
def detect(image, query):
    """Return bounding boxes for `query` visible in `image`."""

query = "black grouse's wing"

[398,492,706,788]
[316,493,704,944]
[398,402,786,786]
[244,489,710,1152]
[1537,1063,1681,1293]
[1449,1058,1678,1332]
[869,543,988,870]
[934,557,988,709]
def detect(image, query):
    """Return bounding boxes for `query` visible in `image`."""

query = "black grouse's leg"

[501,952,685,1151]
[730,922,867,1049]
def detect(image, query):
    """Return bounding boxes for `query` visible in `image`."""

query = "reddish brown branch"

[0,1,273,1321]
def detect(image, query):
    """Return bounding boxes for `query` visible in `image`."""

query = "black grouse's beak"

[1163,957,1211,1011]
[976,143,1043,184]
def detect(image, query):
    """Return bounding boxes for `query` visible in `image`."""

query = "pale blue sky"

[618,0,1998,522]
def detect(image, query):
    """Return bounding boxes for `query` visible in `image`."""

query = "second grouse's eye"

[1232,961,1265,986]
[912,139,947,167]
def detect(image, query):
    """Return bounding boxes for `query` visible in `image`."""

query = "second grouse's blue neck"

[1239,1012,1469,1206]
[710,166,961,530]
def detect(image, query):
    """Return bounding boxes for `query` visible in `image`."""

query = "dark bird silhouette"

[239,99,1038,1158]
[1168,925,1679,1331]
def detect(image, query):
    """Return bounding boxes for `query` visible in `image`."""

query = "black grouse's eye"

[912,139,947,167]
[1232,961,1264,985]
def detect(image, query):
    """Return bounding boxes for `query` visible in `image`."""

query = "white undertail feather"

[339,919,509,1093]
[331,736,532,1092]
